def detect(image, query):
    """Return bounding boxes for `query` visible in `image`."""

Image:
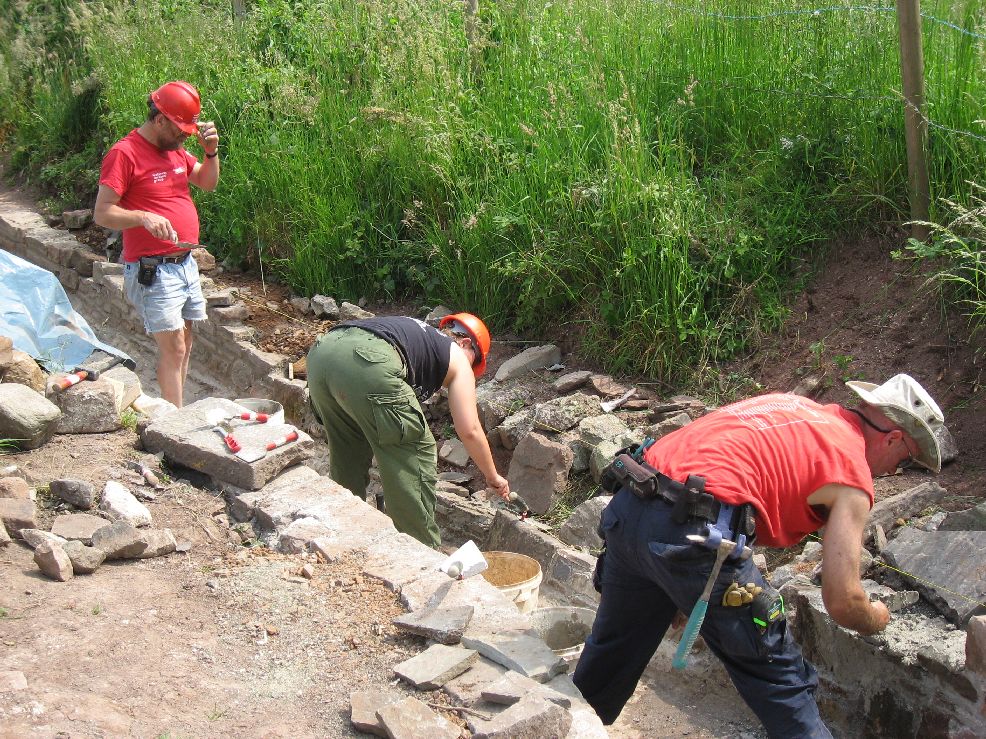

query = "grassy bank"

[2,0,984,378]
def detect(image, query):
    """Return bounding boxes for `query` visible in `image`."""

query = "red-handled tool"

[212,425,241,453]
[52,370,90,391]
[239,412,269,423]
[235,428,299,463]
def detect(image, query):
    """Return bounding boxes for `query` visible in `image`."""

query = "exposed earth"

[2,182,984,737]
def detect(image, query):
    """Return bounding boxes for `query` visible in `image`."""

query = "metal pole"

[896,0,931,241]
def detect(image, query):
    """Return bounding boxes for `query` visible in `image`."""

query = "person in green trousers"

[306,313,510,548]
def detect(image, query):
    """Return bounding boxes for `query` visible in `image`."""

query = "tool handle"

[239,412,269,422]
[53,371,87,391]
[213,427,241,452]
[672,598,709,670]
[265,430,299,451]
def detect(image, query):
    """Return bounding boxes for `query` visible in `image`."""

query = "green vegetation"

[120,408,139,432]
[2,0,985,379]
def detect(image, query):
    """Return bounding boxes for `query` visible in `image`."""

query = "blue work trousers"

[572,487,832,738]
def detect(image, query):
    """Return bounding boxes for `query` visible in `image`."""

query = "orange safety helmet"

[150,81,201,135]
[439,312,491,378]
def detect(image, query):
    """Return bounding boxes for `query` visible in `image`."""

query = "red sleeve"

[183,148,198,171]
[99,146,133,196]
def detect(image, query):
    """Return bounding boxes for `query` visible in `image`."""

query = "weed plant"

[2,0,985,379]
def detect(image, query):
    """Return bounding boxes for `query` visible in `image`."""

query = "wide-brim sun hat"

[846,374,945,472]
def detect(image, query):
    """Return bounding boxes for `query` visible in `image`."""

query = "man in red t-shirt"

[573,374,945,737]
[94,81,220,408]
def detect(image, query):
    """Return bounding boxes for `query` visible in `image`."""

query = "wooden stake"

[896,0,931,241]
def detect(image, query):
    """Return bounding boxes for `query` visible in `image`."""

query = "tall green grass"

[2,0,985,379]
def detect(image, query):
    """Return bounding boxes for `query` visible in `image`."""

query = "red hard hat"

[440,312,491,378]
[150,81,201,134]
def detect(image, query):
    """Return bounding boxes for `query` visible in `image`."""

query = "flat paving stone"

[392,604,474,645]
[362,533,445,592]
[376,696,461,739]
[443,656,509,706]
[480,670,572,707]
[467,694,572,738]
[350,688,402,737]
[461,630,568,683]
[50,513,108,544]
[393,643,479,689]
[141,397,315,490]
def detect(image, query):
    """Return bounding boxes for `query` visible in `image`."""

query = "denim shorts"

[123,255,207,334]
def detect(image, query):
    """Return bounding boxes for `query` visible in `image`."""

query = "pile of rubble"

[0,333,182,580]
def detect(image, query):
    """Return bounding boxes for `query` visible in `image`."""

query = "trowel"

[439,540,488,579]
[235,427,300,463]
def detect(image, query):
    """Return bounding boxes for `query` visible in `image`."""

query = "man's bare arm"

[93,185,177,243]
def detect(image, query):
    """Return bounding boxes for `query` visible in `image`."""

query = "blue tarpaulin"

[0,249,133,372]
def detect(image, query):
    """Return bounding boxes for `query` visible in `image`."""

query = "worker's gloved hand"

[486,474,510,501]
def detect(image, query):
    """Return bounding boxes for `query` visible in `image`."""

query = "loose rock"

[62,539,106,574]
[34,541,74,581]
[49,478,96,509]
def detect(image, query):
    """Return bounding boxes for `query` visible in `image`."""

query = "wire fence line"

[652,1,986,41]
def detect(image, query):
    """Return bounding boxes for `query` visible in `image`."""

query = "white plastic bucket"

[529,607,596,661]
[481,551,542,613]
[234,398,285,425]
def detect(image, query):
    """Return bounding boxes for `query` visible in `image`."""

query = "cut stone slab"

[545,548,600,610]
[494,344,561,382]
[99,480,152,527]
[461,630,568,683]
[50,513,108,544]
[49,378,122,434]
[577,414,633,448]
[392,604,475,645]
[63,208,92,228]
[102,365,143,411]
[350,688,402,737]
[376,696,460,739]
[476,383,530,432]
[881,527,986,625]
[91,520,148,560]
[279,516,334,553]
[480,670,573,707]
[362,532,446,593]
[644,411,692,440]
[443,656,510,705]
[939,501,986,531]
[0,498,37,536]
[136,528,177,558]
[49,478,96,510]
[20,528,67,549]
[496,407,535,450]
[0,476,31,499]
[0,383,61,450]
[558,496,611,550]
[532,392,598,433]
[469,694,572,739]
[867,482,946,540]
[588,374,628,397]
[507,433,574,515]
[141,397,315,490]
[224,464,322,523]
[338,301,374,321]
[552,370,592,393]
[438,471,472,485]
[34,541,73,581]
[61,539,106,574]
[393,643,479,689]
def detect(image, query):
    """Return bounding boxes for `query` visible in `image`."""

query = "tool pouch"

[600,453,659,499]
[137,257,158,286]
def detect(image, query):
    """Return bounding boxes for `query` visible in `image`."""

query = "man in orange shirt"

[574,375,945,737]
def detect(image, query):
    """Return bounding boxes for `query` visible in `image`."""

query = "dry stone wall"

[0,207,320,436]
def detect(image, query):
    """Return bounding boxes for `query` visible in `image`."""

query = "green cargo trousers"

[306,327,441,548]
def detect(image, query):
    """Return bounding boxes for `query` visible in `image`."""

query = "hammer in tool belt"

[672,532,753,670]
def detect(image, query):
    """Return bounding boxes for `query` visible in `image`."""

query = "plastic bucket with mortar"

[481,551,542,613]
[234,398,285,425]
[529,606,596,662]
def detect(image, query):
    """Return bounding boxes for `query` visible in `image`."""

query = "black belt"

[601,452,756,540]
[145,251,190,264]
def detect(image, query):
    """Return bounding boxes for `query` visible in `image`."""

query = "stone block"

[99,481,152,527]
[205,288,236,308]
[558,496,610,550]
[461,630,568,683]
[20,529,67,549]
[338,301,374,321]
[392,605,475,645]
[224,464,322,522]
[496,408,535,450]
[49,378,122,434]
[443,656,509,705]
[2,349,45,392]
[553,371,592,393]
[92,260,124,282]
[61,539,106,574]
[34,541,73,581]
[532,392,598,433]
[140,397,315,490]
[136,528,177,558]
[469,694,572,738]
[393,643,480,689]
[49,478,96,511]
[91,520,148,559]
[545,548,599,609]
[0,335,11,370]
[507,433,574,515]
[643,411,692,440]
[439,437,470,467]
[279,516,333,553]
[882,528,986,625]
[476,383,529,432]
[966,615,986,676]
[484,509,560,576]
[102,366,142,410]
[68,247,102,277]
[480,670,573,707]
[867,482,946,540]
[0,499,38,535]
[362,532,445,592]
[50,513,108,544]
[494,345,561,382]
[376,697,460,739]
[940,502,986,532]
[311,295,339,319]
[0,477,31,499]
[350,688,401,736]
[62,208,92,229]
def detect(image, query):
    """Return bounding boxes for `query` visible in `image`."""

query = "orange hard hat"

[440,312,491,377]
[150,81,201,134]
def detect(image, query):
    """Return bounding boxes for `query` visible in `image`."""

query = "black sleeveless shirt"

[335,317,452,401]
